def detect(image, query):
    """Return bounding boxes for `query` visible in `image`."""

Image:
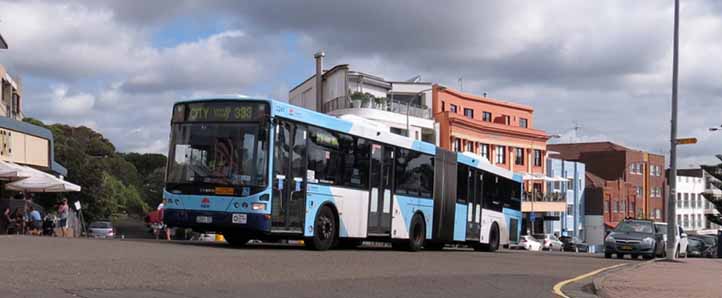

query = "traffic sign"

[675,137,697,145]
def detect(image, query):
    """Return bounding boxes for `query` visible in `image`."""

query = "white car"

[533,234,564,251]
[519,235,543,251]
[654,223,689,258]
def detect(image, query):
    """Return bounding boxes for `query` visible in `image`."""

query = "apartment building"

[673,169,713,232]
[0,64,66,176]
[288,53,434,142]
[546,158,586,238]
[549,142,666,225]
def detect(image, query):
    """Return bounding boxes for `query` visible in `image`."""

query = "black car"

[686,236,707,257]
[559,236,589,252]
[604,219,664,260]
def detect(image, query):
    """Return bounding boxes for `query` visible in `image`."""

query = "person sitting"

[1,207,13,234]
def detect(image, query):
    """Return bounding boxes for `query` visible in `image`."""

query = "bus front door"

[271,121,306,233]
[367,144,393,236]
[467,170,482,241]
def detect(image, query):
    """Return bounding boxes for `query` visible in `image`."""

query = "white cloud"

[49,85,96,116]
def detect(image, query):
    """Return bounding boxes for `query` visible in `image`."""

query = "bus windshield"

[166,122,269,189]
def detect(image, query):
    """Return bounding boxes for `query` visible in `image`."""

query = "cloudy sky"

[0,0,720,167]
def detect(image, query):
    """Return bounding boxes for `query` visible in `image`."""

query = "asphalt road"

[0,236,631,298]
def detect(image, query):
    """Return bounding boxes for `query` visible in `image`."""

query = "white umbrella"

[0,160,32,181]
[5,165,81,193]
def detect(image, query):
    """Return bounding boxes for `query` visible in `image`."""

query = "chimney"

[314,51,325,112]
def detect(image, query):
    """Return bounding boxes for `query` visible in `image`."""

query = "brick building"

[549,142,666,226]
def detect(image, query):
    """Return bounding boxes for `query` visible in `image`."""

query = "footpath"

[597,258,722,298]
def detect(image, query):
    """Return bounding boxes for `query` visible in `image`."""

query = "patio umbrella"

[5,165,81,193]
[0,160,32,181]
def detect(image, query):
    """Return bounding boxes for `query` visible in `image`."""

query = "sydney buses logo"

[201,198,210,208]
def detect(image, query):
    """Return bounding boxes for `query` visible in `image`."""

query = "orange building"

[432,85,551,191]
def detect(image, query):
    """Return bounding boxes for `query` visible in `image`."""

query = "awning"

[0,160,32,181]
[5,165,81,193]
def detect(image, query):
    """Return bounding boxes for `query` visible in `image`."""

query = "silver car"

[88,221,115,238]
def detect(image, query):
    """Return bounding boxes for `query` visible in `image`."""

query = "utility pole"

[666,0,679,260]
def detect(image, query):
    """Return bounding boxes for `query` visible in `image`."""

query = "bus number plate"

[232,214,247,224]
[196,216,213,224]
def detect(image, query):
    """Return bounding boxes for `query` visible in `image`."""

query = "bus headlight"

[252,203,266,211]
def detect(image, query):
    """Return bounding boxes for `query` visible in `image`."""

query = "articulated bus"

[163,97,523,251]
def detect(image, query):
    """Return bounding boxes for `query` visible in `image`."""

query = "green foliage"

[30,121,164,222]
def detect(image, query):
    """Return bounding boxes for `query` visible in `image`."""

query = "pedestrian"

[12,208,24,235]
[1,207,12,234]
[58,198,69,237]
[157,202,171,241]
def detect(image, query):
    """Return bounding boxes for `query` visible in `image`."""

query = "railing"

[522,192,566,202]
[323,96,431,119]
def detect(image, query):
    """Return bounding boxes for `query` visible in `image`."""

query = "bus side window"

[457,165,468,203]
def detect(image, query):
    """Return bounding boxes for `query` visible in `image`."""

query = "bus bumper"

[163,209,271,233]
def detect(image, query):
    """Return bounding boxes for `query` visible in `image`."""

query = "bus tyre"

[393,214,426,252]
[224,232,249,247]
[477,223,500,252]
[306,206,337,251]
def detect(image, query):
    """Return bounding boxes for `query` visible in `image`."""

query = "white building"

[288,53,434,142]
[675,169,720,232]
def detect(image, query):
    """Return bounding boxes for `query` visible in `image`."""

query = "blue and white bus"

[163,97,523,251]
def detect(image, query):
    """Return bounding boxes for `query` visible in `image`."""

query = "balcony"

[521,192,567,212]
[323,96,431,119]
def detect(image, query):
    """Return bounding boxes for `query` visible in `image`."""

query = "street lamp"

[666,0,680,260]
[403,87,433,138]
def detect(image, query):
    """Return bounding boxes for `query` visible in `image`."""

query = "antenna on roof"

[406,75,421,83]
[458,77,463,91]
[572,121,582,142]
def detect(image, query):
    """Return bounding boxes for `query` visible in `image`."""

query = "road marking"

[552,263,627,298]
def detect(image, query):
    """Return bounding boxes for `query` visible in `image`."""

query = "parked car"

[519,235,542,251]
[654,223,688,258]
[605,219,663,259]
[88,221,115,239]
[559,236,589,252]
[690,234,719,258]
[686,236,707,257]
[532,234,563,251]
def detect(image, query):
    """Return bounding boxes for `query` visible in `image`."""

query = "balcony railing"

[323,96,431,119]
[522,192,566,202]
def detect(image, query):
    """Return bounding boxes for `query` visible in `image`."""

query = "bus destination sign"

[174,101,268,122]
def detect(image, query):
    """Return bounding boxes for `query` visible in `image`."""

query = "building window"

[683,214,689,227]
[567,178,574,190]
[656,209,661,219]
[514,147,524,165]
[463,108,474,119]
[504,115,511,125]
[691,193,696,208]
[450,104,458,113]
[620,201,626,213]
[677,215,682,225]
[480,144,489,160]
[495,145,506,164]
[452,138,461,152]
[698,214,702,228]
[482,112,492,122]
[604,200,610,215]
[465,141,474,152]
[533,149,542,167]
[613,201,619,213]
[519,118,528,128]
[684,193,689,208]
[441,101,445,111]
[691,214,696,228]
[566,204,573,215]
[677,193,682,208]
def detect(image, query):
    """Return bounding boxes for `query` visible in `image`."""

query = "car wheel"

[642,254,654,260]
[617,253,625,259]
[604,253,612,259]
[305,206,337,251]
[631,254,639,260]
[675,245,680,259]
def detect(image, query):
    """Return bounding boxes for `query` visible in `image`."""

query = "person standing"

[58,198,69,237]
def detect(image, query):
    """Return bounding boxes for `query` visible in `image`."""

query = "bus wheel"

[224,232,249,247]
[392,214,426,252]
[306,206,337,251]
[477,223,500,252]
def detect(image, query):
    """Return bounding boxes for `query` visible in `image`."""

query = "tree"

[121,153,168,207]
[701,157,722,226]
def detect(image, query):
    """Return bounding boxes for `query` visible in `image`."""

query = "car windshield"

[532,234,546,240]
[167,122,269,187]
[616,221,654,234]
[90,222,112,229]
